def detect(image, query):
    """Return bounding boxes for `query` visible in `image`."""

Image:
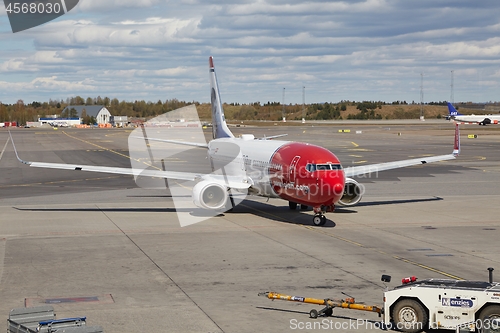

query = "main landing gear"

[289,202,309,210]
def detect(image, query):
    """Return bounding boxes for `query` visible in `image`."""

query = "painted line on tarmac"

[0,175,124,188]
[0,136,10,163]
[62,131,135,161]
[236,204,383,288]
[61,131,188,172]
[96,207,226,332]
[305,226,463,280]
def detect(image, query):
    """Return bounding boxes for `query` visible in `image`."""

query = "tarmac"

[0,122,499,332]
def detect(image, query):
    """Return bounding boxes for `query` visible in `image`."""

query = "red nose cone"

[328,170,345,203]
[334,183,344,196]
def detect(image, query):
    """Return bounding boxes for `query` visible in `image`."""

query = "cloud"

[77,0,161,11]
[0,1,500,103]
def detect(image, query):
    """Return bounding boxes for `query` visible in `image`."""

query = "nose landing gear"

[312,214,326,226]
[312,206,330,226]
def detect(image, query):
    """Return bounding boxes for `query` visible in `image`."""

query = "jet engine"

[192,180,228,210]
[338,178,364,206]
[480,118,491,125]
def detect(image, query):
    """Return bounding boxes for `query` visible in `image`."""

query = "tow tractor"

[259,268,500,333]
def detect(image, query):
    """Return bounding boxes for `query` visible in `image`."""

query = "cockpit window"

[316,164,330,170]
[306,163,343,172]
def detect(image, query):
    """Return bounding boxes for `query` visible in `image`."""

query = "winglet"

[453,123,460,157]
[8,131,31,165]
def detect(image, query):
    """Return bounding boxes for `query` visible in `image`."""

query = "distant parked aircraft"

[447,102,500,125]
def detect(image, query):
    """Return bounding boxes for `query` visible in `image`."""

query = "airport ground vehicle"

[260,269,500,332]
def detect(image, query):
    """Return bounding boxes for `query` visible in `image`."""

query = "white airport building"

[62,105,112,125]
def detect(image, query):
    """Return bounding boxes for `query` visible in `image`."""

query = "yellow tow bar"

[258,291,383,319]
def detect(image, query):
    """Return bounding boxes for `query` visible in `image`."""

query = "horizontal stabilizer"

[259,134,288,140]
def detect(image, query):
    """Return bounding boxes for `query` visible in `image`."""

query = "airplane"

[10,57,461,226]
[447,102,500,125]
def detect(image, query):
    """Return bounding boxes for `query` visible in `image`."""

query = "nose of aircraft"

[319,169,345,204]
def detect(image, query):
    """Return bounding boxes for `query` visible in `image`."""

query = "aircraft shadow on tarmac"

[14,207,185,213]
[14,196,442,228]
[353,196,442,207]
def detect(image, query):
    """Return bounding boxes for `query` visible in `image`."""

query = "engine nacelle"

[192,181,228,210]
[481,118,491,125]
[338,178,364,206]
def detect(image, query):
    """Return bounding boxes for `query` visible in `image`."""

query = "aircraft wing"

[9,132,250,190]
[344,123,460,178]
[131,136,209,148]
[343,154,456,178]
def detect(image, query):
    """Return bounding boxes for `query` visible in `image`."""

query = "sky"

[0,0,500,105]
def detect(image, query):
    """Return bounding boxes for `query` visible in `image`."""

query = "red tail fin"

[453,123,460,157]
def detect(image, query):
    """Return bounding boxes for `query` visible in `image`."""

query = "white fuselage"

[454,114,500,124]
[207,137,287,198]
[205,135,346,209]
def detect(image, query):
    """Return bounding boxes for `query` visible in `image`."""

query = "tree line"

[0,97,197,124]
[0,96,454,124]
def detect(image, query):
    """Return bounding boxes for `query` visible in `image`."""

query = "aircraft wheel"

[300,204,308,210]
[313,215,326,226]
[289,201,298,210]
